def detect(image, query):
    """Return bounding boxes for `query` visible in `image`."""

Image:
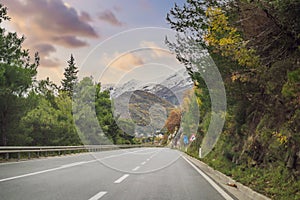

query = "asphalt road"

[0,148,234,200]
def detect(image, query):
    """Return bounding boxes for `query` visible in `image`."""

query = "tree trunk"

[287,144,297,170]
[0,110,7,146]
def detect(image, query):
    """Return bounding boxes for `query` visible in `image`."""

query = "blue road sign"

[183,135,189,145]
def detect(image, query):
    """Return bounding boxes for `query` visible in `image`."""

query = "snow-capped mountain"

[103,68,194,105]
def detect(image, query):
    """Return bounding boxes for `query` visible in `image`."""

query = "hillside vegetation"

[167,0,300,199]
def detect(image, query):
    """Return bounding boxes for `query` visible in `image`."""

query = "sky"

[1,0,187,85]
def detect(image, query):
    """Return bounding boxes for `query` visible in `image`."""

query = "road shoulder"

[183,154,271,200]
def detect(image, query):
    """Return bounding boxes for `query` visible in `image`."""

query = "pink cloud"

[98,10,123,27]
[3,0,98,41]
[33,44,56,57]
[103,52,144,71]
[80,11,93,22]
[1,0,99,68]
[52,36,88,48]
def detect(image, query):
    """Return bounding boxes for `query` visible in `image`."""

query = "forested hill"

[166,0,299,199]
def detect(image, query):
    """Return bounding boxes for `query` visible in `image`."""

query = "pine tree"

[61,54,78,97]
[0,4,38,146]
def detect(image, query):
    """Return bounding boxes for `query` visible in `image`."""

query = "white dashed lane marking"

[114,174,129,184]
[132,166,140,171]
[88,191,107,200]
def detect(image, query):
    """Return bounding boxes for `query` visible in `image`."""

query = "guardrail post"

[5,152,9,160]
[37,151,39,158]
[45,151,48,157]
[17,152,20,161]
[28,152,31,159]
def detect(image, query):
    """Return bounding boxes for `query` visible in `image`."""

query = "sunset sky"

[2,0,186,85]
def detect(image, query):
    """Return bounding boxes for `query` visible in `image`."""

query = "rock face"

[103,68,193,137]
[114,90,174,121]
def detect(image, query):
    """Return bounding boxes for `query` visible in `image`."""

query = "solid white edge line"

[61,161,87,168]
[182,156,234,200]
[114,174,129,184]
[88,191,107,200]
[0,160,98,183]
[0,167,63,182]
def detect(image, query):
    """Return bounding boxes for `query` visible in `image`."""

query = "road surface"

[0,148,234,200]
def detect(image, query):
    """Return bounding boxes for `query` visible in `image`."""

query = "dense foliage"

[167,0,300,199]
[0,4,38,146]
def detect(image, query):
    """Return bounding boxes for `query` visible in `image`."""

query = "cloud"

[80,11,93,22]
[113,5,122,12]
[3,0,98,42]
[2,0,99,68]
[33,44,56,57]
[32,43,60,68]
[98,10,123,27]
[140,41,173,58]
[103,52,144,71]
[41,57,61,68]
[37,66,63,84]
[53,36,88,48]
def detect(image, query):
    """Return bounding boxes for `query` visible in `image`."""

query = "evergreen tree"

[61,54,78,97]
[0,4,38,146]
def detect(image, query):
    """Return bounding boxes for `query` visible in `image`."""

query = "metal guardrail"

[0,145,145,161]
